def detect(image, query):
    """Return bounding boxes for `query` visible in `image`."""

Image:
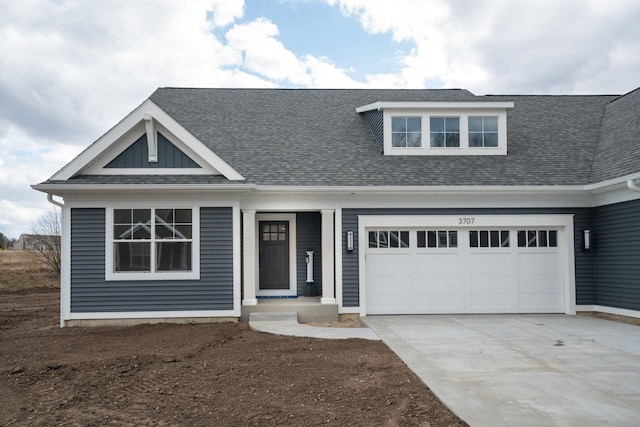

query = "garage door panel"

[470,293,512,312]
[418,275,463,293]
[418,294,465,312]
[517,253,562,275]
[417,253,459,276]
[471,276,512,294]
[469,253,511,275]
[366,253,410,275]
[518,293,564,312]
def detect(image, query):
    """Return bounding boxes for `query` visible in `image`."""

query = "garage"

[360,215,573,315]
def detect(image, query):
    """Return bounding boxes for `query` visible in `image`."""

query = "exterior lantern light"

[347,231,354,251]
[582,229,591,250]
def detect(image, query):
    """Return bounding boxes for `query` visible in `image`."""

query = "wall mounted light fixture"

[582,229,591,250]
[347,231,354,251]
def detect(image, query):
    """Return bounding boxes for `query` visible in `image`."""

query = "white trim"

[383,109,508,156]
[335,208,344,312]
[355,101,515,113]
[357,214,576,317]
[320,209,336,304]
[51,99,244,181]
[105,206,201,281]
[255,213,297,297]
[232,205,242,316]
[576,305,640,319]
[68,310,237,320]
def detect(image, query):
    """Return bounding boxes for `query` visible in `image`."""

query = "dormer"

[356,101,514,156]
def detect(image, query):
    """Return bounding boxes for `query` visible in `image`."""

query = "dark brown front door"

[259,221,290,290]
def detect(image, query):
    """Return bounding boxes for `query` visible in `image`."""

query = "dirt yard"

[0,251,467,426]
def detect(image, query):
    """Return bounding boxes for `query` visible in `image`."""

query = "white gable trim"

[51,99,245,181]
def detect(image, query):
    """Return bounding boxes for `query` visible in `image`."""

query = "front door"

[259,221,290,290]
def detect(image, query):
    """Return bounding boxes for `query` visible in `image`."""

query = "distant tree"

[0,232,8,249]
[31,210,62,275]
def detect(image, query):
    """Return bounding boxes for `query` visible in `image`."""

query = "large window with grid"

[109,208,198,279]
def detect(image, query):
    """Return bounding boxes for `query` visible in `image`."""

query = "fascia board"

[252,184,586,195]
[31,183,256,195]
[355,101,515,113]
[50,99,245,181]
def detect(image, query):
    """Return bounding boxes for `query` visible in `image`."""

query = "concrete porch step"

[248,311,380,341]
[241,299,338,323]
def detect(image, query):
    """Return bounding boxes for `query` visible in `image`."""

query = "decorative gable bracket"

[143,113,157,163]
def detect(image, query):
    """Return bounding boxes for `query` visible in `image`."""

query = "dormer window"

[430,117,460,148]
[356,100,514,156]
[392,117,422,147]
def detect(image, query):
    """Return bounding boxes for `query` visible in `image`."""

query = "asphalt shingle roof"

[45,87,640,188]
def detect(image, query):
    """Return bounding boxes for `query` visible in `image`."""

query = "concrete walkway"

[363,314,640,427]
[248,312,380,341]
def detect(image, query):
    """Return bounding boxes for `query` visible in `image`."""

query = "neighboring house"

[32,87,640,327]
[13,234,60,251]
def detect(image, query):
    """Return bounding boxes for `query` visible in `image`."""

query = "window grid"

[391,117,422,148]
[468,116,499,147]
[368,230,410,248]
[417,230,458,248]
[518,230,558,248]
[470,230,510,248]
[430,117,460,148]
[113,208,193,273]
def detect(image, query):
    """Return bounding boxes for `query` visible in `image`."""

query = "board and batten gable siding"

[359,109,384,152]
[296,212,322,296]
[594,199,640,311]
[105,132,201,169]
[70,207,234,313]
[341,208,595,308]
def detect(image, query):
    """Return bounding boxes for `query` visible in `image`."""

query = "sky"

[1,0,639,239]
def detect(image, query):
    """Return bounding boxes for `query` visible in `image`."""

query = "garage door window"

[518,230,558,248]
[369,230,409,248]
[470,230,510,248]
[417,230,458,248]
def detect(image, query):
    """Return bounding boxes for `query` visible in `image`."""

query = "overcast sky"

[1,0,639,239]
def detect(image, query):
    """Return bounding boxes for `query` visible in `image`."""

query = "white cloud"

[210,0,245,27]
[326,0,640,94]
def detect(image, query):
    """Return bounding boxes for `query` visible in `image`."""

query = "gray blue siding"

[296,213,322,295]
[594,199,640,311]
[342,208,595,308]
[105,132,201,169]
[70,207,234,313]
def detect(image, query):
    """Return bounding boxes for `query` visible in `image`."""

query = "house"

[33,87,640,327]
[13,234,60,251]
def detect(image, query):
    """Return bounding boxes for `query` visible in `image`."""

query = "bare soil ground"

[0,251,468,426]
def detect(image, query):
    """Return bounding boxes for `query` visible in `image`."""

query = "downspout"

[46,193,67,327]
[627,179,640,192]
[47,193,64,208]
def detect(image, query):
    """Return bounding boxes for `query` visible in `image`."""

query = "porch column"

[242,209,257,306]
[321,209,336,304]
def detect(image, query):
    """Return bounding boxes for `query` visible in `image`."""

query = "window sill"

[106,271,200,281]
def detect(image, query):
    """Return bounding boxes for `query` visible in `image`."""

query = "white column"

[242,209,257,305]
[321,209,336,304]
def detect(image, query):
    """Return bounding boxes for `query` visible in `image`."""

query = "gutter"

[627,179,640,192]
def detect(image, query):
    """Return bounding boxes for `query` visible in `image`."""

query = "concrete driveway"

[363,314,640,427]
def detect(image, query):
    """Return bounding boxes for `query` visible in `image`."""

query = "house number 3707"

[458,217,475,225]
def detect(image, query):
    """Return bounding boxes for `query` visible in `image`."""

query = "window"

[470,230,510,248]
[518,230,558,248]
[469,116,498,147]
[110,208,197,279]
[430,117,460,147]
[369,230,409,248]
[391,117,422,147]
[417,230,458,248]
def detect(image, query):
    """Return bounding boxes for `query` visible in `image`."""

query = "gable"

[105,132,201,169]
[50,99,244,181]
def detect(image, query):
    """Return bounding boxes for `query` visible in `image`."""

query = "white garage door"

[366,228,565,314]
